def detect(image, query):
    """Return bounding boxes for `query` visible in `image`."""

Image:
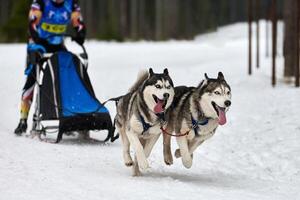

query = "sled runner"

[30,35,119,143]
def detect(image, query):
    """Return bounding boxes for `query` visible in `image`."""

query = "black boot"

[14,119,27,135]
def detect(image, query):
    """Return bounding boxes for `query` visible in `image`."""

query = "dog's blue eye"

[214,91,221,95]
[166,85,171,89]
[155,85,162,89]
[227,91,231,95]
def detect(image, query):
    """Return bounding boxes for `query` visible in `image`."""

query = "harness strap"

[140,112,166,134]
[191,117,199,134]
[198,118,209,125]
[191,115,209,135]
[102,95,126,106]
[140,115,151,134]
[160,127,190,137]
[161,116,209,137]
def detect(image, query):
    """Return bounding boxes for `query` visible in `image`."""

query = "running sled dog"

[115,68,174,176]
[163,72,231,168]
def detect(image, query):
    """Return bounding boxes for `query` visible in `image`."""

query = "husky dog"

[115,68,174,176]
[163,72,231,168]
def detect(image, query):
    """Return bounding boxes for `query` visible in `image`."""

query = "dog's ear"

[149,68,154,77]
[204,73,209,80]
[217,72,224,80]
[163,68,169,76]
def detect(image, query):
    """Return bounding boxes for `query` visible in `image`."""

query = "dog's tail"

[128,70,149,93]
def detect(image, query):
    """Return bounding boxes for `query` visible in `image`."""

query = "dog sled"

[29,35,119,143]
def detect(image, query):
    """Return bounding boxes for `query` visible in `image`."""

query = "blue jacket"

[36,0,73,45]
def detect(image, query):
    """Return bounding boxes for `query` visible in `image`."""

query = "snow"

[0,22,299,200]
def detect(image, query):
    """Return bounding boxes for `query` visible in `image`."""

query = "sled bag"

[40,51,112,132]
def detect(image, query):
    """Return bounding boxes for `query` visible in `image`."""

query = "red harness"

[160,127,190,137]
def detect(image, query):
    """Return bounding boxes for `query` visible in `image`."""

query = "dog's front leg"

[127,130,149,171]
[175,138,203,158]
[188,138,204,155]
[132,154,141,176]
[163,130,173,165]
[184,131,215,156]
[119,126,133,166]
[144,134,160,158]
[176,136,193,168]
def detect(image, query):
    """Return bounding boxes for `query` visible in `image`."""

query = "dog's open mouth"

[212,101,227,125]
[153,95,167,113]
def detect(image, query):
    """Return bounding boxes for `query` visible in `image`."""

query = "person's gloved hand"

[73,26,86,45]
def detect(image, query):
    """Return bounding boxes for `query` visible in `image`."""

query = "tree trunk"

[155,0,164,40]
[283,0,297,77]
[120,0,129,39]
[130,0,138,39]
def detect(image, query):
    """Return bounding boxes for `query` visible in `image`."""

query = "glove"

[73,26,86,45]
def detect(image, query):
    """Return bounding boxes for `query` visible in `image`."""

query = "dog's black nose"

[163,93,169,99]
[224,100,231,107]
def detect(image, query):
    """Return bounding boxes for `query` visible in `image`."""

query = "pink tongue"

[154,100,164,113]
[217,107,227,125]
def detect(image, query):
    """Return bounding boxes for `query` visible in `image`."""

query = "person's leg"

[14,55,36,135]
[14,42,65,134]
[20,72,36,119]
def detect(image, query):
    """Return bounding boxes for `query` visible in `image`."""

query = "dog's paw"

[132,170,142,177]
[124,156,133,167]
[182,155,193,169]
[164,155,173,165]
[174,149,181,158]
[132,167,142,176]
[163,150,173,165]
[138,159,150,171]
[124,153,133,167]
[125,161,134,167]
[131,162,142,176]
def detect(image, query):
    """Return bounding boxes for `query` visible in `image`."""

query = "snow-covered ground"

[0,22,299,200]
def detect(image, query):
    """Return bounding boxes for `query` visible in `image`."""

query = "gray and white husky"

[163,72,231,168]
[115,68,174,176]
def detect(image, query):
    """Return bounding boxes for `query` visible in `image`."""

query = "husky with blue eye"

[163,72,232,168]
[115,68,175,176]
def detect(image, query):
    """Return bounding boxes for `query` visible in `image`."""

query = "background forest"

[0,0,283,42]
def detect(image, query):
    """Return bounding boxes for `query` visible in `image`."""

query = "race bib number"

[41,22,67,34]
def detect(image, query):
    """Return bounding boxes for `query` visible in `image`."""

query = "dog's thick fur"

[163,72,231,168]
[115,68,174,176]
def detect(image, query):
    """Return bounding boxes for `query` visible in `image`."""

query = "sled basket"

[36,51,117,143]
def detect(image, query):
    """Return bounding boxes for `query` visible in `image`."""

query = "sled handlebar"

[44,34,88,59]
